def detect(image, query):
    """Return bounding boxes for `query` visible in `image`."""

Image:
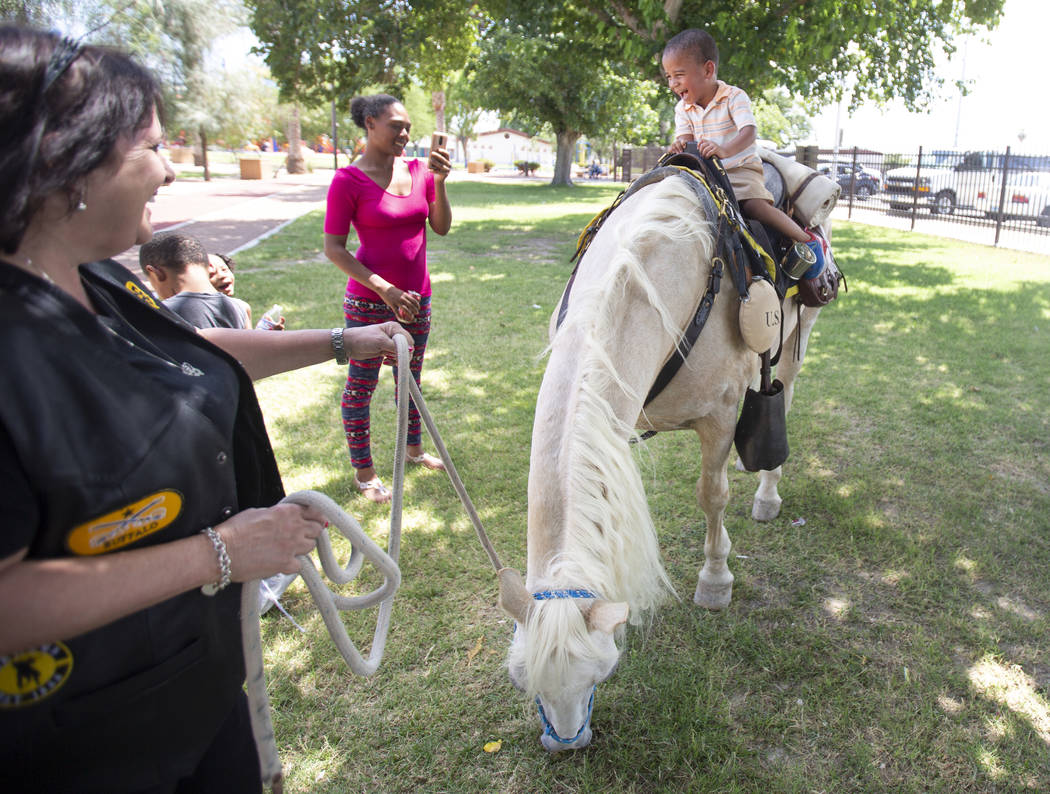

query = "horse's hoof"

[694,579,733,610]
[752,498,782,522]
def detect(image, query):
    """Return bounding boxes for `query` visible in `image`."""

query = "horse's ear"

[586,600,629,634]
[497,567,531,624]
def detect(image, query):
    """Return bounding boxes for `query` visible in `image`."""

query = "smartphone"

[431,132,448,151]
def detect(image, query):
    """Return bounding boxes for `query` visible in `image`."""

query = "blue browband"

[531,588,598,600]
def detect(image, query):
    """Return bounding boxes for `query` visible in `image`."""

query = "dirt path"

[116,171,334,279]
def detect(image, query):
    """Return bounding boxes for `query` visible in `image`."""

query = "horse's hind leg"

[692,418,735,609]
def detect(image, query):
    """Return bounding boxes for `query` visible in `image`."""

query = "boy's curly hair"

[664,28,719,68]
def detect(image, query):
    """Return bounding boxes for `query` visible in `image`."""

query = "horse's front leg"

[692,413,736,609]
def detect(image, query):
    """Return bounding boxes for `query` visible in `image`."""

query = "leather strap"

[789,172,820,207]
[643,256,723,406]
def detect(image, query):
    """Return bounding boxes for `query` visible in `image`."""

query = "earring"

[76,200,87,211]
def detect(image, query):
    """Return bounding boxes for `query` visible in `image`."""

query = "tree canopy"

[469,0,1004,182]
[556,0,1005,111]
[243,0,478,105]
[5,0,242,141]
[467,18,661,184]
[9,0,1007,186]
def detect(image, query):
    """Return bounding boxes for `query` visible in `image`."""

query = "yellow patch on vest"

[67,490,183,555]
[124,279,159,309]
[0,643,73,708]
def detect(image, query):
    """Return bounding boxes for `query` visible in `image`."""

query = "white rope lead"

[242,334,411,793]
[240,333,503,792]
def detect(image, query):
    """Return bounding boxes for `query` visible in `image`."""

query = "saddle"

[664,149,845,310]
[562,150,845,409]
[564,152,778,404]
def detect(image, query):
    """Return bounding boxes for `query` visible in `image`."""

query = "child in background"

[663,28,827,270]
[208,253,257,328]
[140,233,249,329]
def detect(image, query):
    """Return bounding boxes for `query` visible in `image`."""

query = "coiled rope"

[240,333,502,792]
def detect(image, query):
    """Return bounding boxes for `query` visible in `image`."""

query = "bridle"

[530,587,600,746]
[537,685,596,746]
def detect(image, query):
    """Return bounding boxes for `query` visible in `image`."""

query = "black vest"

[0,260,283,791]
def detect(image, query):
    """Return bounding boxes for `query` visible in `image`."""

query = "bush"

[514,160,540,176]
[480,159,494,172]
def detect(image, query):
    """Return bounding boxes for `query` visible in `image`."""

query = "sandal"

[407,451,445,471]
[355,475,391,503]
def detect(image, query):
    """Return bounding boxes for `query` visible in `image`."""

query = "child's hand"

[668,139,686,154]
[697,139,726,159]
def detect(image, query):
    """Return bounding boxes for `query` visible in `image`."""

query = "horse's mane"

[546,176,715,612]
[512,178,715,695]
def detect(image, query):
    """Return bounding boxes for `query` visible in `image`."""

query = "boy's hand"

[668,139,686,154]
[697,139,727,159]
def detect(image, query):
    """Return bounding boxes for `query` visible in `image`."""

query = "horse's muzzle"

[540,725,592,752]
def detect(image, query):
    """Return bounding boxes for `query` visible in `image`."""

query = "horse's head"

[499,568,628,751]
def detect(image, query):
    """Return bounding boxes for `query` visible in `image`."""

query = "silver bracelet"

[331,327,348,365]
[201,527,232,596]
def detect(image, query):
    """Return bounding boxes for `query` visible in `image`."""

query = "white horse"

[497,174,830,751]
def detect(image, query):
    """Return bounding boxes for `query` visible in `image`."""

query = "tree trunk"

[431,89,446,132]
[551,130,581,186]
[199,127,210,182]
[285,105,306,174]
[331,98,339,170]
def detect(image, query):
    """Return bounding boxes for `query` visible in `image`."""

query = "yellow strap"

[574,164,777,286]
[661,165,777,281]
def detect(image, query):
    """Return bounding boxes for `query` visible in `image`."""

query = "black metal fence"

[617,145,1050,248]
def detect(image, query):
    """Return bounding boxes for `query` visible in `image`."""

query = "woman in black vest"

[0,26,408,792]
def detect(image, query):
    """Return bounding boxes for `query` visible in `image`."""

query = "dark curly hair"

[664,28,720,69]
[349,94,400,129]
[138,232,208,275]
[0,25,163,254]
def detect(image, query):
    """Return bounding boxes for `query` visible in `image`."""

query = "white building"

[466,128,554,168]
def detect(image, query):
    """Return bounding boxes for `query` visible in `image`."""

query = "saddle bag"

[797,260,843,307]
[734,352,789,472]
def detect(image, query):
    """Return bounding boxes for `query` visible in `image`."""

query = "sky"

[218,0,1047,155]
[810,0,1049,154]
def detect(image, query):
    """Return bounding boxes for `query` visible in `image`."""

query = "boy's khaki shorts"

[729,160,774,203]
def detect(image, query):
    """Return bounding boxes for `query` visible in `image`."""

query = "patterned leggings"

[342,294,431,470]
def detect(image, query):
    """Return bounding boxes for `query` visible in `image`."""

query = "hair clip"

[41,36,83,95]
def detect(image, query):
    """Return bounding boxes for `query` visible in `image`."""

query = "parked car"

[883,150,1021,216]
[818,162,880,198]
[975,171,1050,227]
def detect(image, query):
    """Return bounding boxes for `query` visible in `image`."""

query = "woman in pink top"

[324,94,452,503]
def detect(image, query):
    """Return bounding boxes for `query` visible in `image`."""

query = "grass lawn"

[232,180,1050,793]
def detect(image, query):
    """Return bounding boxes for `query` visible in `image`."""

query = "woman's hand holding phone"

[428,131,451,177]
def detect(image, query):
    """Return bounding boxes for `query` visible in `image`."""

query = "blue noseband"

[537,686,596,745]
[531,587,599,745]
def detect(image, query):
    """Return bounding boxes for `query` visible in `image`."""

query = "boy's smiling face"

[662,49,718,108]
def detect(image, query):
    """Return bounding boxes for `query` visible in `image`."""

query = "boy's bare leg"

[740,198,808,243]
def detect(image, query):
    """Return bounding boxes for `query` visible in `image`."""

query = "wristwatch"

[330,328,348,365]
